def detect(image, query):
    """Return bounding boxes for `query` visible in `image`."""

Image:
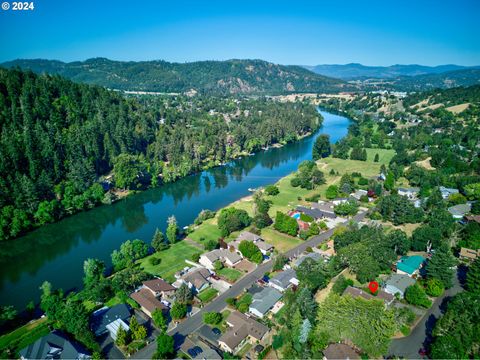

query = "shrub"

[318,221,328,230]
[332,275,354,294]
[203,312,222,325]
[274,212,298,236]
[170,302,187,319]
[204,239,219,251]
[400,324,411,336]
[300,213,314,222]
[264,185,279,196]
[191,253,201,263]
[149,256,161,266]
[405,283,432,308]
[194,209,216,225]
[425,278,444,297]
[358,178,369,186]
[217,208,251,236]
[305,193,321,202]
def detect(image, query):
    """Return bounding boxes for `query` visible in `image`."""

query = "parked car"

[212,327,221,335]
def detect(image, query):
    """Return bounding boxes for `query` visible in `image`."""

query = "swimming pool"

[292,213,300,220]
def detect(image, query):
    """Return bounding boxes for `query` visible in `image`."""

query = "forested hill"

[0,68,322,241]
[392,68,480,91]
[1,58,347,95]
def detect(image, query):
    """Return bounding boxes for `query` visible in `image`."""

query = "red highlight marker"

[368,281,379,293]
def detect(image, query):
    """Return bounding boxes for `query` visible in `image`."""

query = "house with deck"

[229,231,274,255]
[342,286,394,306]
[268,268,299,292]
[384,274,416,298]
[90,304,131,339]
[396,255,425,277]
[199,249,242,270]
[249,287,283,318]
[398,187,420,200]
[19,331,91,360]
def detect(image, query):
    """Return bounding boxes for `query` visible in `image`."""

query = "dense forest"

[0,68,321,241]
[1,58,347,95]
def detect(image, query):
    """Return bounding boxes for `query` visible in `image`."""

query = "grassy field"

[138,241,201,282]
[188,220,223,246]
[197,288,218,303]
[218,268,243,282]
[365,148,396,164]
[0,317,50,356]
[260,228,303,252]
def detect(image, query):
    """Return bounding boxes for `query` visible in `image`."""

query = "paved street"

[132,211,366,359]
[387,270,464,359]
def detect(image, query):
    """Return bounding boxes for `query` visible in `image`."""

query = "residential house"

[342,286,394,306]
[331,198,349,205]
[19,331,91,360]
[397,187,420,200]
[268,268,299,292]
[196,325,222,348]
[294,252,322,267]
[350,189,368,201]
[439,186,459,200]
[296,206,325,221]
[229,231,274,255]
[323,343,360,360]
[199,249,242,270]
[249,287,283,318]
[130,288,169,318]
[180,335,222,360]
[396,255,425,277]
[464,215,480,224]
[448,203,472,219]
[311,201,337,219]
[143,278,176,299]
[384,274,416,298]
[218,311,269,354]
[90,304,131,338]
[459,247,480,262]
[105,319,130,341]
[181,267,212,293]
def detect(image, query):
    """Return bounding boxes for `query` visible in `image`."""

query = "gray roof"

[311,202,336,214]
[398,187,420,193]
[448,203,471,217]
[90,304,131,337]
[294,252,322,267]
[270,268,297,289]
[385,274,416,293]
[196,324,221,346]
[19,331,90,359]
[249,287,283,316]
[202,249,242,264]
[236,231,262,242]
[296,206,324,219]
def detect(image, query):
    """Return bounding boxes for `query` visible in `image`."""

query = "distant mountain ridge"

[304,63,479,80]
[1,58,347,95]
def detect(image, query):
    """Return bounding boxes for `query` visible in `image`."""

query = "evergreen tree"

[166,215,179,244]
[466,258,480,295]
[312,134,331,160]
[426,244,457,288]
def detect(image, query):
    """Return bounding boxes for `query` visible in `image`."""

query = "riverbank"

[0,110,345,311]
[138,147,394,282]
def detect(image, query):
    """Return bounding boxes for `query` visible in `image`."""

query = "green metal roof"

[397,255,424,275]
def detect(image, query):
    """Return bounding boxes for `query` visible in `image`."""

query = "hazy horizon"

[1,0,479,66]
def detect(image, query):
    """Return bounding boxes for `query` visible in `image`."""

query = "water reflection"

[0,110,351,309]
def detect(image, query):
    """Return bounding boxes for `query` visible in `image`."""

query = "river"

[0,109,351,309]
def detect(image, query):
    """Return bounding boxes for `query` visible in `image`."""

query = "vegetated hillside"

[304,63,474,80]
[1,58,348,95]
[392,68,480,91]
[0,67,322,241]
[403,84,480,109]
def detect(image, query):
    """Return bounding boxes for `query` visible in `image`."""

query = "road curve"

[132,211,367,359]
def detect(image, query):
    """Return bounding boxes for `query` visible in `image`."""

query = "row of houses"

[199,231,274,270]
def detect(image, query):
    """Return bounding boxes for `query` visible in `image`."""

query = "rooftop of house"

[219,311,269,350]
[183,267,211,289]
[250,287,283,315]
[19,331,90,360]
[269,268,297,289]
[396,255,425,275]
[201,248,242,264]
[294,252,322,267]
[143,278,176,293]
[398,187,420,193]
[311,201,336,213]
[90,304,131,337]
[296,206,325,219]
[448,203,472,217]
[385,274,416,293]
[229,233,273,252]
[465,215,480,224]
[130,288,168,314]
[323,343,360,360]
[459,247,480,260]
[236,231,262,242]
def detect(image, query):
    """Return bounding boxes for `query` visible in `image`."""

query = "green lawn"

[365,148,396,164]
[0,317,50,356]
[138,241,201,282]
[261,227,303,252]
[197,287,218,303]
[218,268,243,282]
[188,220,223,247]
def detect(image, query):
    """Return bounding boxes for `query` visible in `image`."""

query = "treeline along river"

[0,110,351,309]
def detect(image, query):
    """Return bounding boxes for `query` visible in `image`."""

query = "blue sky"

[0,0,479,65]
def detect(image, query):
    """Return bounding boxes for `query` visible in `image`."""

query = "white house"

[199,249,242,270]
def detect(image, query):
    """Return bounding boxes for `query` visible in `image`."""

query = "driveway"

[387,269,464,358]
[132,211,367,359]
